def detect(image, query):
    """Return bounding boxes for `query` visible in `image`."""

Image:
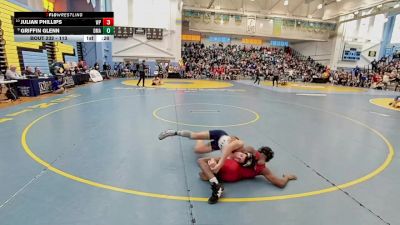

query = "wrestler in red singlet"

[218,152,265,182]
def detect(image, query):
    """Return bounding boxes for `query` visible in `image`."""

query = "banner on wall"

[214,14,222,24]
[242,38,263,45]
[235,15,242,25]
[208,36,230,43]
[222,14,230,24]
[182,34,201,42]
[203,13,211,24]
[183,10,336,32]
[273,18,283,36]
[192,11,201,22]
[270,40,288,47]
[247,16,256,33]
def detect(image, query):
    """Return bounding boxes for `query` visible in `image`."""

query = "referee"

[272,69,279,87]
[137,60,146,87]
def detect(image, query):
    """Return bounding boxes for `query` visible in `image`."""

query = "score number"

[103,18,114,26]
[103,26,114,35]
[102,18,114,35]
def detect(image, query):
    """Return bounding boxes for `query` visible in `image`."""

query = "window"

[391,14,400,44]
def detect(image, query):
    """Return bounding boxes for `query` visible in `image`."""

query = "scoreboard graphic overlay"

[14,12,114,42]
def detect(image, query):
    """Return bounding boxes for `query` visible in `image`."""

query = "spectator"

[5,65,25,80]
[103,62,111,79]
[52,77,67,94]
[371,59,378,72]
[24,66,34,76]
[94,62,100,71]
[34,67,42,76]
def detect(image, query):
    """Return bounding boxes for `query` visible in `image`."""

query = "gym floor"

[0,79,399,225]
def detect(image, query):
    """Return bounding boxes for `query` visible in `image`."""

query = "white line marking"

[296,93,327,97]
[0,169,47,209]
[369,111,390,117]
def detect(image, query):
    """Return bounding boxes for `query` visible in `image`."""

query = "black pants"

[254,76,260,85]
[137,72,145,86]
[272,76,279,86]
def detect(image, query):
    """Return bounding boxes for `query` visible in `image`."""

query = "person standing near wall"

[137,60,146,87]
[103,62,111,79]
[254,69,261,85]
[272,69,279,87]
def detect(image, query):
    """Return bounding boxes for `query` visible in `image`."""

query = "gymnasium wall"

[330,14,386,69]
[187,16,332,42]
[291,39,334,66]
[290,13,388,69]
[0,0,78,73]
[112,0,182,61]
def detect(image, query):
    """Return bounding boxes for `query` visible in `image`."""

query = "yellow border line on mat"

[121,79,233,89]
[153,103,260,128]
[20,97,394,202]
[369,98,400,112]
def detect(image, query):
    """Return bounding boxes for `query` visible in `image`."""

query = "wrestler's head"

[231,151,247,164]
[242,152,256,168]
[232,152,256,168]
[259,146,274,162]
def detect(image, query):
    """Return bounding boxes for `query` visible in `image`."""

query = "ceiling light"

[354,11,359,15]
[377,4,382,8]
[336,0,341,2]
[317,3,323,9]
[394,3,400,9]
[284,0,288,6]
[250,0,255,1]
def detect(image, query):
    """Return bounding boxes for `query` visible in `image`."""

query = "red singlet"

[217,152,265,182]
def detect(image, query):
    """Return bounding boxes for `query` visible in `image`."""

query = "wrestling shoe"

[208,183,224,204]
[158,129,177,140]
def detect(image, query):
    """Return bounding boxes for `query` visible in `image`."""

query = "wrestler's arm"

[211,140,244,173]
[260,167,297,188]
[197,157,221,165]
[243,146,258,155]
[198,157,222,180]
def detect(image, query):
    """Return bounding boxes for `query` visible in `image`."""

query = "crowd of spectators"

[182,42,326,81]
[0,60,111,97]
[111,61,181,79]
[328,57,400,90]
[181,42,400,91]
[2,43,399,95]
